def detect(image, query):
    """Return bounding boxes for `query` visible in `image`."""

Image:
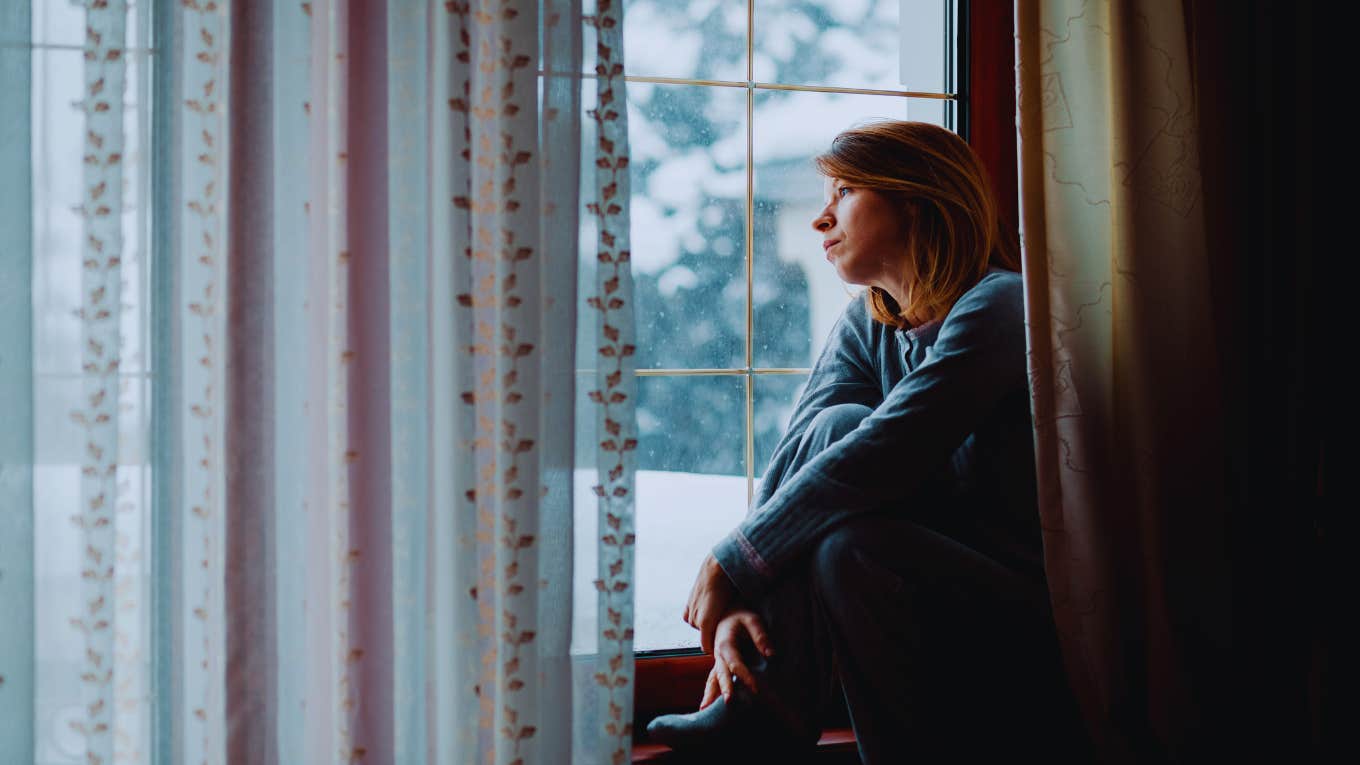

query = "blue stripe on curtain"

[268,1,312,762]
[0,2,35,759]
[386,2,431,762]
[150,2,180,764]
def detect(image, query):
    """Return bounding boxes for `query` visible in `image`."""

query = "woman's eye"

[838,186,850,197]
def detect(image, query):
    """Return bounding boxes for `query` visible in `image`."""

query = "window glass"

[753,373,810,483]
[581,0,748,83]
[754,0,954,92]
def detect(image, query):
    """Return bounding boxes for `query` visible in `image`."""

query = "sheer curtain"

[1,0,637,763]
[1016,0,1233,761]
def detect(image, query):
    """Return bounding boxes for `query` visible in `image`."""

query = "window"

[570,0,962,655]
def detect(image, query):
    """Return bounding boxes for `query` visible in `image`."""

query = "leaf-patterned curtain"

[0,0,637,763]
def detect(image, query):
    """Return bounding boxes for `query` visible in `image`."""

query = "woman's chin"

[826,257,847,281]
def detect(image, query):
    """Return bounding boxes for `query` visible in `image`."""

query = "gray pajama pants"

[746,403,1094,763]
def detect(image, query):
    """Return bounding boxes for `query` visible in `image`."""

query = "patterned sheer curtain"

[0,0,638,763]
[1016,0,1232,761]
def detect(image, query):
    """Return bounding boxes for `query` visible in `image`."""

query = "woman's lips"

[824,241,839,259]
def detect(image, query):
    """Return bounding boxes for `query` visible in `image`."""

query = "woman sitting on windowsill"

[645,120,1092,764]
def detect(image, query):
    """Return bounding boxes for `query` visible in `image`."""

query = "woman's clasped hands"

[683,552,776,706]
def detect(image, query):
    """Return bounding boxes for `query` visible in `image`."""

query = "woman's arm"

[682,297,883,650]
[751,296,884,510]
[712,272,1028,602]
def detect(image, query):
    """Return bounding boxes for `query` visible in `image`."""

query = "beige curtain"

[1016,1,1232,760]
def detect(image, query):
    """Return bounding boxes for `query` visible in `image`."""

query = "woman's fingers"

[721,645,757,695]
[739,612,775,657]
[715,616,758,694]
[699,665,721,710]
[715,655,733,701]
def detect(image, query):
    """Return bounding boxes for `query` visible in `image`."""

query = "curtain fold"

[1015,0,1233,761]
[3,1,632,763]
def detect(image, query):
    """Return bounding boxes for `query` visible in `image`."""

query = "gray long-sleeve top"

[711,266,1044,602]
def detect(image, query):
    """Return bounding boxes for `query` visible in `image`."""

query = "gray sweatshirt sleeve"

[711,275,1027,601]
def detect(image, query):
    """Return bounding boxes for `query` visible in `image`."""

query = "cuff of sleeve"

[712,528,774,603]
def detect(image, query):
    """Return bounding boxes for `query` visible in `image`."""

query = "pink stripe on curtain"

[345,0,394,758]
[225,1,278,762]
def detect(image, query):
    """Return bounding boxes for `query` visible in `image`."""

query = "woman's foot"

[644,658,820,755]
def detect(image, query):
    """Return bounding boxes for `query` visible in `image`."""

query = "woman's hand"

[698,609,776,709]
[682,552,738,654]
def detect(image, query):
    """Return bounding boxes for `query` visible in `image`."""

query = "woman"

[645,120,1092,763]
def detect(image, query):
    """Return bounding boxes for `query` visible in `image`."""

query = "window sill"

[633,728,858,763]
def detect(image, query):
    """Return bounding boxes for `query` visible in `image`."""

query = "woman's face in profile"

[811,175,911,292]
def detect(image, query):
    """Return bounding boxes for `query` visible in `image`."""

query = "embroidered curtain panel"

[0,1,638,763]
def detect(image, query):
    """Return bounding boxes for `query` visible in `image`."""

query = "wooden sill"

[633,728,858,763]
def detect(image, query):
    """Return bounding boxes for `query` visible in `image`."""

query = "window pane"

[634,463,747,650]
[753,372,809,484]
[754,0,956,93]
[579,0,748,83]
[619,81,748,370]
[636,374,744,475]
[752,89,947,368]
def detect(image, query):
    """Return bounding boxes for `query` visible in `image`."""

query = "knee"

[812,524,855,592]
[802,403,872,451]
[812,520,888,601]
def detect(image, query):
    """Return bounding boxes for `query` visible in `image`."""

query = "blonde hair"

[812,119,1021,330]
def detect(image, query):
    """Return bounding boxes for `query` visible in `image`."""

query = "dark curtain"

[1184,0,1330,760]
